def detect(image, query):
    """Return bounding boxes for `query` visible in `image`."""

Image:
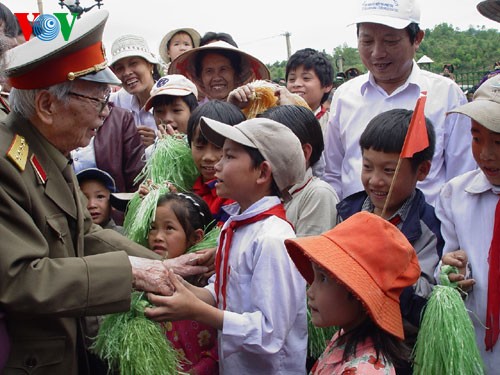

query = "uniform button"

[25,357,37,368]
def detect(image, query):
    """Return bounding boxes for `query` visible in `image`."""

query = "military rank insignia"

[6,134,28,171]
[30,154,47,184]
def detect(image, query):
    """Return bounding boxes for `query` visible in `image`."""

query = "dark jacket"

[94,103,146,193]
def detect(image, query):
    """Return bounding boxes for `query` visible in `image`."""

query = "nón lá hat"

[4,10,121,89]
[477,0,500,23]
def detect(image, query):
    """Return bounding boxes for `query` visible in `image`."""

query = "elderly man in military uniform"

[0,10,208,374]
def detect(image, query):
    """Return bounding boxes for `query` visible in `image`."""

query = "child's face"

[361,148,428,218]
[286,66,332,111]
[147,202,189,259]
[153,97,191,134]
[471,121,500,186]
[191,126,223,183]
[308,263,365,330]
[214,139,261,211]
[80,180,111,226]
[167,32,194,62]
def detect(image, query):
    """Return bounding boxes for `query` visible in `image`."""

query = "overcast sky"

[2,0,499,64]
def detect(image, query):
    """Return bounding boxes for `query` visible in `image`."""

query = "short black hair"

[187,100,246,146]
[258,105,323,167]
[151,93,198,113]
[356,22,421,44]
[359,108,435,171]
[285,48,334,105]
[200,32,238,47]
[244,146,281,197]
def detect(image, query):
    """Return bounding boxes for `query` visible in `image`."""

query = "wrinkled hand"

[163,252,209,278]
[441,249,475,292]
[145,270,202,322]
[137,125,157,147]
[129,256,174,295]
[227,83,254,109]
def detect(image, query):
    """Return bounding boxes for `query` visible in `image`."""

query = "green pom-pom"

[91,292,180,375]
[307,307,337,359]
[123,185,171,247]
[412,267,485,374]
[186,224,220,254]
[135,135,199,192]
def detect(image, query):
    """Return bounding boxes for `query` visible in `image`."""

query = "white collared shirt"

[323,61,477,205]
[110,88,157,131]
[206,196,308,374]
[435,169,500,372]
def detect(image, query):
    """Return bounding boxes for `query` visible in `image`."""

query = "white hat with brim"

[158,28,201,64]
[350,0,420,29]
[477,0,500,23]
[168,41,270,86]
[4,10,121,89]
[199,116,305,194]
[111,34,159,67]
[448,74,500,133]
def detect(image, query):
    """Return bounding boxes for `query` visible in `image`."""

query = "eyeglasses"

[68,91,110,113]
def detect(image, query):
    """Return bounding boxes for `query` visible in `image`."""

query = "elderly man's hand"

[129,256,175,295]
[162,252,210,278]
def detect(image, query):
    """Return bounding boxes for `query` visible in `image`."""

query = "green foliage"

[267,24,500,85]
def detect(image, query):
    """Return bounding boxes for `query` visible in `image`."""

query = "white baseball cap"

[352,0,421,29]
[143,74,198,111]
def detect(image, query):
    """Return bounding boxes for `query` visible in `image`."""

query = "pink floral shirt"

[311,332,395,375]
[163,320,218,375]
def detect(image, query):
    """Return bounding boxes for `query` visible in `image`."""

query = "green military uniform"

[0,112,159,374]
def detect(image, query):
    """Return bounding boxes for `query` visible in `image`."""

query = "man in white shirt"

[323,0,476,205]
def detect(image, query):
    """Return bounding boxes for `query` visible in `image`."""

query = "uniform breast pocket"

[227,268,253,312]
[46,214,73,256]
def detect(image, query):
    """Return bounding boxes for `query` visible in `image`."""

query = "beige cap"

[448,74,500,132]
[200,116,305,194]
[144,74,198,111]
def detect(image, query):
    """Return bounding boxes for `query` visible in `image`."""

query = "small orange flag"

[400,92,429,158]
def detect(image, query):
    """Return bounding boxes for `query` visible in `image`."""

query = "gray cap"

[200,116,306,194]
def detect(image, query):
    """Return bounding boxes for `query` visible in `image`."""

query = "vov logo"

[15,13,78,42]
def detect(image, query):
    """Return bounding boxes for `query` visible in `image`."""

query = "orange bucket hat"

[285,211,420,340]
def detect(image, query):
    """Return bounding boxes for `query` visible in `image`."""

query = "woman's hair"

[156,192,215,245]
[334,317,411,369]
[200,32,238,47]
[187,100,246,146]
[151,93,199,113]
[194,49,242,83]
[258,105,324,167]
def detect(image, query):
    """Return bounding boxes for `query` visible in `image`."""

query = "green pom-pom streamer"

[134,135,199,193]
[186,224,220,254]
[91,291,180,375]
[412,265,485,375]
[123,185,171,247]
[307,307,338,359]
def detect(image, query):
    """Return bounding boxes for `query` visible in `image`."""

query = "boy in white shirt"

[437,74,500,373]
[145,117,308,374]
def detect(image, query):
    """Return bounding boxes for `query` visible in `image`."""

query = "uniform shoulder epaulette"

[6,134,29,171]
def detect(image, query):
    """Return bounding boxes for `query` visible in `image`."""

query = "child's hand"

[137,181,151,198]
[227,83,254,109]
[441,249,475,292]
[145,270,201,322]
[137,125,157,147]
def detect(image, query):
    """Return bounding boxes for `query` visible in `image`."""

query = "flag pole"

[381,157,404,219]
